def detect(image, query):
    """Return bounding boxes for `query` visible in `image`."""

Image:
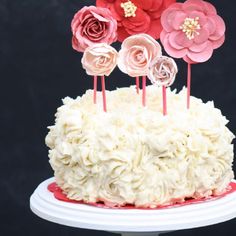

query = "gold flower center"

[180,17,201,40]
[120,0,137,18]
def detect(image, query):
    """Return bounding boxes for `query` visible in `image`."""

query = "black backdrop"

[1,0,236,235]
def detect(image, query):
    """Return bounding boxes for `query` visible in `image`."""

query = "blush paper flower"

[148,56,178,87]
[71,6,118,52]
[160,0,226,63]
[117,34,162,77]
[82,43,118,76]
[96,0,176,42]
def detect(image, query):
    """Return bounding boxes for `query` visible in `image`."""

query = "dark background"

[1,0,236,235]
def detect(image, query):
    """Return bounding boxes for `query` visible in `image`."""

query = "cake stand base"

[30,178,236,236]
[113,232,169,236]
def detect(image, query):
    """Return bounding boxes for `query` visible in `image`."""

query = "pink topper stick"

[101,75,107,112]
[136,76,140,94]
[93,76,97,104]
[162,86,167,116]
[187,63,191,109]
[142,76,146,107]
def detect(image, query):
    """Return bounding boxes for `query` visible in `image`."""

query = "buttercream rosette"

[46,86,234,208]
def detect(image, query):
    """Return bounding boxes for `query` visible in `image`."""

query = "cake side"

[46,86,234,208]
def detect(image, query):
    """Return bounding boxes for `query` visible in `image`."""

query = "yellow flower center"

[180,17,201,40]
[120,0,137,18]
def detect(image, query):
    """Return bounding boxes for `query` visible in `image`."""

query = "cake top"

[70,0,226,114]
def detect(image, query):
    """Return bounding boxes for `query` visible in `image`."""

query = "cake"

[45,0,235,208]
[46,86,234,208]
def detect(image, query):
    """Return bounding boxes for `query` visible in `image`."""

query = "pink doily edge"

[48,181,236,210]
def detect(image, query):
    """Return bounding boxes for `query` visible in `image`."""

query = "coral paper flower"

[117,34,162,77]
[160,0,226,63]
[71,6,117,52]
[82,43,118,76]
[96,0,176,42]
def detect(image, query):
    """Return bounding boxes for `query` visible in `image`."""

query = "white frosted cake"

[46,0,234,209]
[46,86,234,208]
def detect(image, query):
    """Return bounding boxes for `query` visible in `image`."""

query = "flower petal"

[183,55,197,64]
[72,36,80,51]
[149,0,177,19]
[211,35,225,49]
[122,8,151,33]
[163,33,188,58]
[189,41,208,52]
[117,27,130,42]
[204,17,216,35]
[188,11,207,26]
[117,50,128,74]
[109,4,123,21]
[172,12,187,30]
[194,28,209,44]
[208,15,226,40]
[96,0,111,8]
[168,31,185,50]
[173,31,193,48]
[203,1,217,15]
[133,0,153,10]
[160,30,167,44]
[163,0,177,8]
[150,0,163,11]
[183,0,205,12]
[161,7,183,32]
[147,19,162,39]
[122,34,161,56]
[91,11,109,22]
[187,41,213,63]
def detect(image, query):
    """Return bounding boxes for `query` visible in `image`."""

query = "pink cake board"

[47,181,236,210]
[30,178,236,236]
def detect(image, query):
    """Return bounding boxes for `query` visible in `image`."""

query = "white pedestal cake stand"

[30,178,236,236]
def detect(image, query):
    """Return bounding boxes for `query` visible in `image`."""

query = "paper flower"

[96,0,176,42]
[82,43,118,76]
[148,56,178,86]
[160,0,226,63]
[117,34,162,77]
[71,6,118,52]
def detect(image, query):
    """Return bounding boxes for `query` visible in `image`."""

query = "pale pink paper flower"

[71,6,118,52]
[148,56,178,87]
[82,43,118,76]
[160,0,225,63]
[117,34,162,77]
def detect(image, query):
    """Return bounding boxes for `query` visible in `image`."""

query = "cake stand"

[30,178,236,236]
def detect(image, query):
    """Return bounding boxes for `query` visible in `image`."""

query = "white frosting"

[46,86,234,208]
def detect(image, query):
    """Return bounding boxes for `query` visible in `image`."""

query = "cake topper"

[117,33,162,106]
[71,6,118,109]
[71,6,118,52]
[96,0,176,42]
[160,0,226,108]
[148,56,178,115]
[82,43,118,111]
[71,0,226,114]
